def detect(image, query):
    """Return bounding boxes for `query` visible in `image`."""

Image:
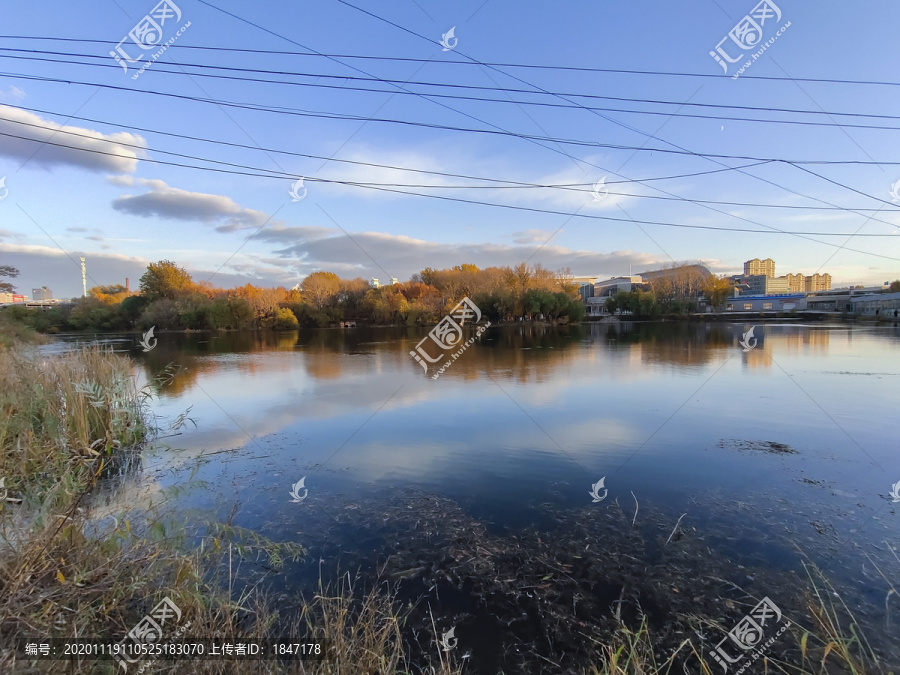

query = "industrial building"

[724,294,807,312]
[849,291,900,317]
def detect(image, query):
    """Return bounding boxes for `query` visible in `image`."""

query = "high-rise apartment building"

[744,258,776,277]
[805,273,832,292]
[785,273,806,293]
[741,260,832,294]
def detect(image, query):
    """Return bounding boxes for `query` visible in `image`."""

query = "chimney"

[125,277,130,292]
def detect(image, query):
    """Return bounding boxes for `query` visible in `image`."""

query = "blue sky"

[1,0,899,298]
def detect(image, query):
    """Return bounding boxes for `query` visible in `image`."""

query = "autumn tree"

[529,263,557,292]
[90,284,131,305]
[235,284,286,328]
[703,275,734,310]
[416,267,438,287]
[301,271,342,309]
[555,266,577,295]
[139,260,195,300]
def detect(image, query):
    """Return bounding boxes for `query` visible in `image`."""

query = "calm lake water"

[63,322,900,671]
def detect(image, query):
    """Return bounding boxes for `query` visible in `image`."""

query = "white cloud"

[512,229,556,244]
[111,178,272,232]
[256,224,664,280]
[0,105,145,172]
[0,86,26,101]
[0,243,290,298]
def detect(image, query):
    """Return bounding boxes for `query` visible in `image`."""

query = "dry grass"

[0,340,460,674]
[0,343,153,507]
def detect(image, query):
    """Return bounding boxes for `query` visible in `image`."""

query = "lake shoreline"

[35,310,885,341]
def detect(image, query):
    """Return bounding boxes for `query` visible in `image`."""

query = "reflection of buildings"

[738,327,832,368]
[741,345,770,370]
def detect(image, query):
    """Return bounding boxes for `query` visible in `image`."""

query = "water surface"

[69,322,900,670]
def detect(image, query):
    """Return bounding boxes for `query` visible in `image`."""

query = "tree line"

[605,267,733,316]
[1,261,585,333]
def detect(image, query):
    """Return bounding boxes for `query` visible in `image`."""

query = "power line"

[189,0,900,248]
[7,14,899,254]
[2,127,898,250]
[5,106,898,215]
[9,104,781,191]
[4,48,900,130]
[2,71,898,167]
[331,0,900,242]
[5,35,900,88]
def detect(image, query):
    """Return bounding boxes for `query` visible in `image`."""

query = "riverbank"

[0,334,457,674]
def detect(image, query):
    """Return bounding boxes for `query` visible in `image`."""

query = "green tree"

[273,307,299,329]
[177,293,210,329]
[889,280,900,292]
[139,260,195,300]
[208,296,254,329]
[139,298,181,330]
[67,297,124,331]
[227,296,255,328]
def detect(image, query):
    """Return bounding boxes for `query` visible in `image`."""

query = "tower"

[80,257,86,297]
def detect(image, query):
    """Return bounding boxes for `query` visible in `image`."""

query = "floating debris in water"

[717,439,797,454]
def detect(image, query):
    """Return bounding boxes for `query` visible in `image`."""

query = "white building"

[593,276,643,298]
